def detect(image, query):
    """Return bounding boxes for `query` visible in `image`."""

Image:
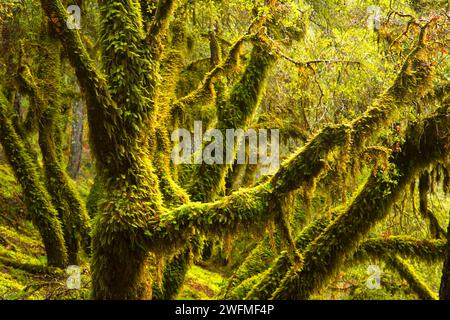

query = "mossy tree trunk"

[36,0,447,300]
[0,92,68,268]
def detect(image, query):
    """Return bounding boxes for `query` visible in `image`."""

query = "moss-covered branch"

[39,0,122,175]
[271,105,449,300]
[188,39,278,202]
[152,36,437,246]
[270,39,432,196]
[32,25,90,265]
[152,184,271,248]
[387,255,437,300]
[171,33,252,124]
[153,9,190,206]
[235,217,331,300]
[222,233,280,299]
[352,236,446,263]
[351,237,443,300]
[145,0,177,62]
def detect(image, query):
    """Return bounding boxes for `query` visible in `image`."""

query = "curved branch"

[171,34,252,121]
[0,92,67,267]
[151,37,437,247]
[271,105,449,300]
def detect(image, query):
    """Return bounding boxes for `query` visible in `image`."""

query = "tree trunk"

[68,100,84,179]
[0,93,68,268]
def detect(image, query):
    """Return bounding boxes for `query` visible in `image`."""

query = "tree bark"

[68,100,84,179]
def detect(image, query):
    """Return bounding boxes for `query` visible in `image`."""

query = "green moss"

[188,41,278,202]
[0,270,26,298]
[387,255,437,300]
[223,234,278,298]
[177,265,225,300]
[271,106,449,300]
[171,33,250,127]
[245,251,293,300]
[353,236,446,263]
[154,183,272,249]
[86,174,103,218]
[0,164,20,198]
[153,248,190,300]
[153,11,190,207]
[0,92,67,268]
[35,26,91,264]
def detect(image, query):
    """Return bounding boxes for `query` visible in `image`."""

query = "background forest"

[0,0,449,300]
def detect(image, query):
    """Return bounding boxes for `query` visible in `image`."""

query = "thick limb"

[37,27,90,263]
[271,106,449,300]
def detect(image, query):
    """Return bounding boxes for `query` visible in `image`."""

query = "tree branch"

[271,105,449,299]
[150,36,437,247]
[39,0,121,174]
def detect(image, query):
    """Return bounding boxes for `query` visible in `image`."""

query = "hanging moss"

[418,171,446,239]
[271,44,433,198]
[36,0,446,301]
[153,183,272,250]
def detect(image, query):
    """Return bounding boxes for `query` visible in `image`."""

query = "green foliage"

[177,265,225,300]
